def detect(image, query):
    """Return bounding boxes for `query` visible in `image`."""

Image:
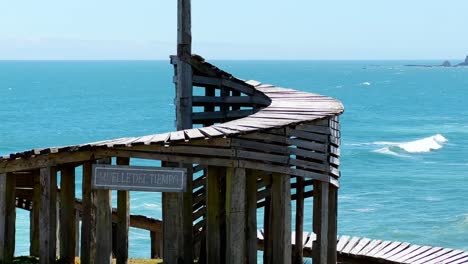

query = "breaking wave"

[373,134,448,156]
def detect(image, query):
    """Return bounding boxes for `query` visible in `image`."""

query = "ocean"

[1,60,467,257]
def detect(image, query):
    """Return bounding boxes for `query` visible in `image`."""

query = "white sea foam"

[360,82,371,86]
[372,134,448,156]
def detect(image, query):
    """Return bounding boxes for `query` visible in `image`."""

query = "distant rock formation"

[440,60,451,67]
[456,56,468,66]
[406,56,468,67]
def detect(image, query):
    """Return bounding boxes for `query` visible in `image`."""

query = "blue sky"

[0,0,467,60]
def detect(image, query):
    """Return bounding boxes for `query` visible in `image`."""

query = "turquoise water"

[1,60,467,257]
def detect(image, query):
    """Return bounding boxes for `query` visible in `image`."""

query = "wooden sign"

[92,164,187,192]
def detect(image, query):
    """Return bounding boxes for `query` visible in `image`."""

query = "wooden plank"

[0,172,16,263]
[349,237,371,255]
[341,237,361,254]
[413,248,453,264]
[366,240,392,257]
[162,163,193,264]
[373,241,401,258]
[313,181,329,264]
[439,252,468,264]
[393,245,432,262]
[403,247,443,263]
[39,167,57,264]
[293,177,304,264]
[426,250,464,264]
[116,157,130,264]
[81,161,96,264]
[379,242,410,260]
[95,158,112,264]
[30,171,40,256]
[150,231,163,259]
[263,184,272,264]
[386,244,421,262]
[268,173,291,264]
[246,170,257,264]
[206,166,224,264]
[450,256,468,264]
[225,167,246,264]
[357,239,381,256]
[60,166,76,264]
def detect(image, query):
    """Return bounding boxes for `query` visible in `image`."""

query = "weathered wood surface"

[39,167,57,264]
[206,166,224,264]
[0,172,16,263]
[60,166,76,264]
[81,161,96,264]
[225,167,246,264]
[116,157,130,264]
[95,158,112,264]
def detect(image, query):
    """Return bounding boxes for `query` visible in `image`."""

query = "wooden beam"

[150,231,163,259]
[116,157,130,264]
[0,172,16,263]
[269,173,291,264]
[246,170,257,264]
[60,166,76,264]
[293,177,304,264]
[225,167,246,264]
[206,166,224,264]
[328,185,338,263]
[95,158,112,264]
[162,164,193,264]
[30,170,40,256]
[81,161,96,264]
[313,181,329,264]
[39,167,58,264]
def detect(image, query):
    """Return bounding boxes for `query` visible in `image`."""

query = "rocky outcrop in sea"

[406,56,468,67]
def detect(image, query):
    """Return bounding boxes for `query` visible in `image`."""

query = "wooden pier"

[0,1,466,264]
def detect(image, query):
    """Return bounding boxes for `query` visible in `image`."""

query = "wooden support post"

[327,185,338,263]
[150,231,163,259]
[0,172,16,263]
[39,167,58,264]
[206,166,225,264]
[162,165,193,264]
[225,167,246,264]
[116,157,130,264]
[30,171,40,257]
[246,170,257,264]
[60,166,76,264]
[313,181,329,264]
[263,181,272,264]
[81,161,96,264]
[268,173,291,264]
[293,177,304,264]
[95,158,112,264]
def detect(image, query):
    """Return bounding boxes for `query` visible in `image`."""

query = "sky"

[0,0,467,60]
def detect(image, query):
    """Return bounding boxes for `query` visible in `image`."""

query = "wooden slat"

[386,244,421,262]
[81,161,96,264]
[379,242,410,260]
[313,181,329,264]
[426,250,464,264]
[349,237,371,255]
[373,241,401,259]
[293,177,304,264]
[246,170,257,264]
[413,248,454,264]
[393,245,432,262]
[358,239,382,256]
[30,171,40,257]
[341,236,361,254]
[366,240,392,257]
[403,247,443,263]
[440,252,468,264]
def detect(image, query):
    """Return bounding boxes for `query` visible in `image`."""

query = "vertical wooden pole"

[327,186,338,263]
[0,172,16,263]
[150,231,163,259]
[163,166,193,264]
[225,167,246,264]
[246,170,257,264]
[60,166,76,264]
[95,158,112,264]
[268,173,291,264]
[313,181,329,264]
[116,157,130,264]
[75,209,80,257]
[39,167,57,264]
[293,177,304,264]
[31,170,40,257]
[176,0,193,129]
[81,161,96,264]
[206,166,223,264]
[263,183,272,264]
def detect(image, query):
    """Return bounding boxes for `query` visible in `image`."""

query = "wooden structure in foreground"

[1,1,343,263]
